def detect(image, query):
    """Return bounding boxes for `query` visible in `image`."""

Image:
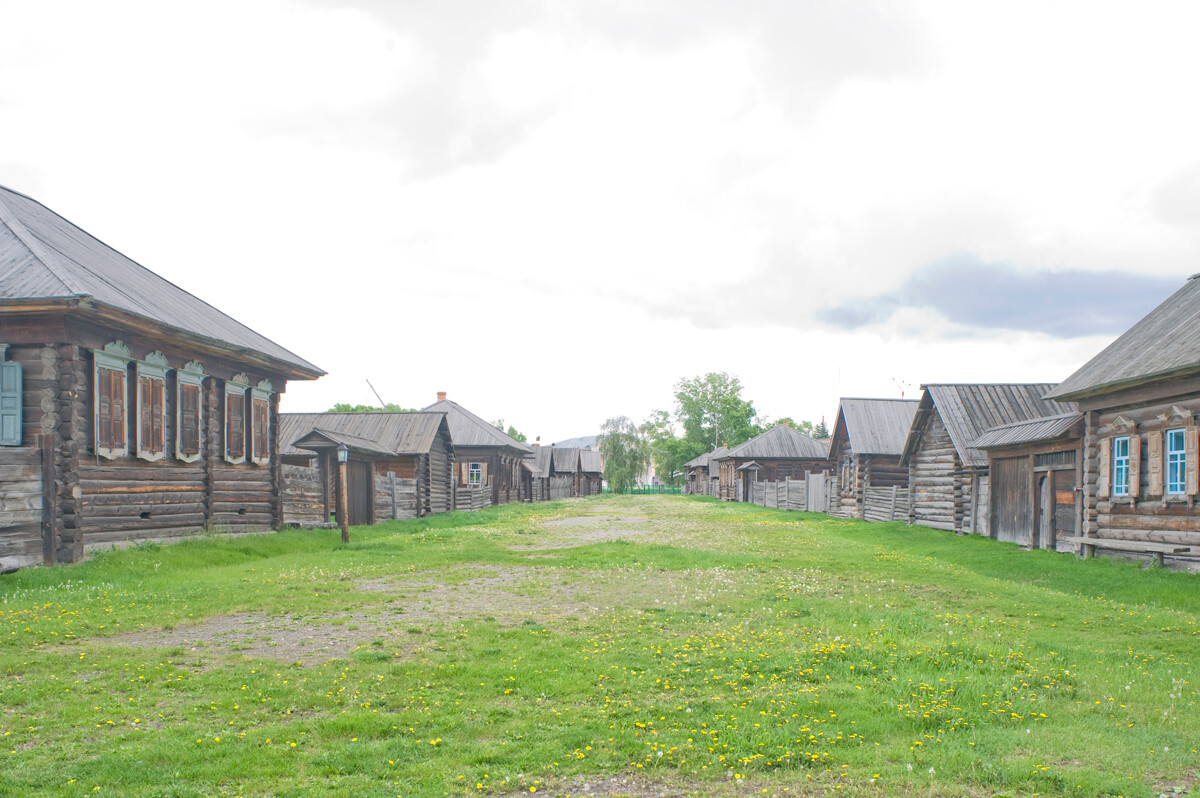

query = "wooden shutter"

[481,460,488,485]
[110,369,125,450]
[227,392,245,459]
[252,397,269,461]
[179,384,200,455]
[1096,437,1110,498]
[139,376,165,454]
[139,376,151,450]
[1128,435,1141,498]
[461,462,469,484]
[152,379,164,452]
[1187,427,1199,496]
[0,361,21,446]
[97,367,112,449]
[1146,429,1163,496]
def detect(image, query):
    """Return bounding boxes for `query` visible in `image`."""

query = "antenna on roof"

[891,377,912,398]
[366,379,388,409]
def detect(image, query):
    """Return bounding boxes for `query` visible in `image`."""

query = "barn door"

[1050,469,1076,550]
[347,461,373,526]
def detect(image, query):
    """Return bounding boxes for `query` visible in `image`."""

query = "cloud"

[817,256,1183,338]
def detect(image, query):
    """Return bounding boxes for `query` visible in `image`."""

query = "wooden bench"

[1064,536,1193,566]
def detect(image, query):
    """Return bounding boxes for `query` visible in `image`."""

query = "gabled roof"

[714,424,830,461]
[421,398,533,453]
[832,398,920,456]
[901,384,1076,468]
[551,447,581,474]
[580,450,603,474]
[0,185,322,378]
[685,450,716,469]
[1047,274,1200,401]
[970,412,1084,450]
[526,447,553,478]
[280,412,449,457]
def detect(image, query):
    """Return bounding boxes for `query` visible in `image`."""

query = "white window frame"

[250,379,273,466]
[135,351,169,462]
[93,341,131,460]
[224,374,250,465]
[1112,436,1130,497]
[1166,427,1186,496]
[176,361,205,463]
[468,462,483,485]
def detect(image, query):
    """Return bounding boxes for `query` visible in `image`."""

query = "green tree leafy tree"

[598,416,650,493]
[641,410,703,485]
[674,372,759,450]
[327,403,413,412]
[492,419,528,443]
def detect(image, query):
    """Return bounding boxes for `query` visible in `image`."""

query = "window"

[1112,436,1130,497]
[176,362,204,463]
[135,352,168,461]
[94,342,131,459]
[468,462,483,485]
[225,375,249,464]
[1167,428,1186,495]
[0,346,20,447]
[249,380,273,466]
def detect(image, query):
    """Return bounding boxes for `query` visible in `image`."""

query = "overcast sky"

[4,0,1198,442]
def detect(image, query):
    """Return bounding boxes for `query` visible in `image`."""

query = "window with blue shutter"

[0,360,21,446]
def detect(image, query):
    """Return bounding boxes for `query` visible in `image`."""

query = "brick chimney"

[533,436,541,449]
[783,420,790,428]
[437,391,447,402]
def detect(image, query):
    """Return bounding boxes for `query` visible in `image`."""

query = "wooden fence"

[455,484,492,512]
[0,447,42,566]
[747,474,832,513]
[374,473,418,520]
[863,485,910,523]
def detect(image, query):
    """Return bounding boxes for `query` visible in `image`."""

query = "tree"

[641,410,703,486]
[674,372,759,450]
[813,417,830,439]
[492,419,527,443]
[327,403,413,412]
[598,416,650,493]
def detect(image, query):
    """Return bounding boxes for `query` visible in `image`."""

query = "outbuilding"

[828,398,919,520]
[422,393,533,508]
[712,424,831,502]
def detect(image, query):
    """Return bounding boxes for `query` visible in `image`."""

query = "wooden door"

[1049,468,1076,550]
[993,457,1032,545]
[348,461,373,526]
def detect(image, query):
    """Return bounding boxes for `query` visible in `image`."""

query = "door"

[347,461,373,526]
[1050,469,1076,550]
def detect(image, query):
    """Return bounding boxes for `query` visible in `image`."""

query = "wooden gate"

[992,457,1032,545]
[347,461,373,526]
[1037,469,1076,550]
[805,472,831,513]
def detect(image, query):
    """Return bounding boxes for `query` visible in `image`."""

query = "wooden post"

[338,458,349,544]
[389,471,398,520]
[41,433,56,566]
[889,485,898,521]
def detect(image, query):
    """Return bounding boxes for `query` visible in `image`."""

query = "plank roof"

[1047,274,1200,401]
[834,398,920,455]
[525,447,553,478]
[902,384,1077,468]
[580,450,603,474]
[685,450,717,469]
[970,412,1084,450]
[421,398,533,453]
[280,412,448,457]
[551,447,581,474]
[714,424,830,461]
[0,185,322,378]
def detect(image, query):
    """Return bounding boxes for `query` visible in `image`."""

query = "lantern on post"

[336,443,350,544]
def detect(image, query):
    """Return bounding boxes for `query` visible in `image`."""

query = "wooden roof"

[421,398,533,453]
[971,412,1084,450]
[714,424,829,461]
[1047,274,1200,401]
[832,397,920,456]
[580,450,603,474]
[525,447,553,478]
[0,185,323,379]
[684,450,715,469]
[280,412,449,457]
[901,384,1076,468]
[551,447,581,474]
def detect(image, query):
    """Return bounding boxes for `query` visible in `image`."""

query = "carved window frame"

[249,379,273,466]
[1166,428,1186,496]
[224,374,249,465]
[176,361,205,463]
[1111,436,1130,497]
[93,341,131,460]
[135,351,169,462]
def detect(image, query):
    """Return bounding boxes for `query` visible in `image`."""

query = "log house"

[828,398,918,519]
[712,425,831,502]
[422,393,533,508]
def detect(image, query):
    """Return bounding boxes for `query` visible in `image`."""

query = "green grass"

[1,495,1198,797]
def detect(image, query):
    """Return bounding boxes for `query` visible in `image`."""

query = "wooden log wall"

[428,435,454,515]
[908,411,957,531]
[0,447,42,565]
[373,474,418,520]
[549,475,574,500]
[282,463,325,525]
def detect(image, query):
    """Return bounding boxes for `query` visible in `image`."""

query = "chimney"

[783,420,790,428]
[723,443,728,449]
[436,391,447,402]
[533,436,541,449]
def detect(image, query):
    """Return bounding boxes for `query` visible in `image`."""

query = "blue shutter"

[0,361,21,446]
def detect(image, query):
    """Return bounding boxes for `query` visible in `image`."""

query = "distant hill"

[550,434,599,450]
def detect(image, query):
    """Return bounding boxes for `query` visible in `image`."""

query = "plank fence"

[746,476,909,523]
[863,486,910,523]
[455,484,492,512]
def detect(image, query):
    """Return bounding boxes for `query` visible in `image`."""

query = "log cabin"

[1045,274,1200,563]
[712,425,831,502]
[580,450,603,496]
[550,447,581,498]
[422,393,533,508]
[279,412,454,525]
[0,185,323,566]
[899,384,1074,535]
[524,444,553,502]
[683,449,721,496]
[828,398,919,520]
[970,412,1084,550]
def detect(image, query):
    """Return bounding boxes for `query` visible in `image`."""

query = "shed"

[683,449,721,496]
[828,398,919,520]
[580,450,604,496]
[712,425,831,502]
[524,445,553,502]
[422,393,533,508]
[1046,274,1200,560]
[550,447,581,499]
[279,412,454,525]
[971,412,1084,550]
[0,185,323,566]
[900,384,1075,534]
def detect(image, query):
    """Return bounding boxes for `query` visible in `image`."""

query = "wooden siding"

[0,446,42,565]
[908,410,957,531]
[282,463,324,525]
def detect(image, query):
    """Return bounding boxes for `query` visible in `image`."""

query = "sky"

[3,0,1199,443]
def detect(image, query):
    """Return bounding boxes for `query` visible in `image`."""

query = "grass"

[1,495,1197,797]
